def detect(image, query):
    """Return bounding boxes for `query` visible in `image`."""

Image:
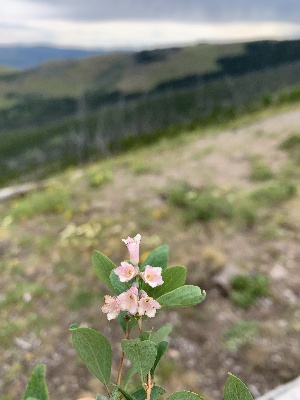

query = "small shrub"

[280,133,300,151]
[280,133,300,165]
[230,273,269,309]
[87,169,113,187]
[168,183,233,222]
[249,157,274,181]
[250,179,297,206]
[10,187,70,220]
[224,320,258,351]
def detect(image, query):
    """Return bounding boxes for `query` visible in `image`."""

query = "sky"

[1,0,300,49]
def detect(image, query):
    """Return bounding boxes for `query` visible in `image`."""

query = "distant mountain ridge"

[0,45,111,69]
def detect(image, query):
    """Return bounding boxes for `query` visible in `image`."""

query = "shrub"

[249,157,274,181]
[168,183,233,222]
[250,179,297,206]
[9,187,70,220]
[230,273,269,309]
[224,320,258,351]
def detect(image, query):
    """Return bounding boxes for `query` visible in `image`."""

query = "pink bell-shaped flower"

[138,294,161,318]
[122,234,141,265]
[101,295,121,320]
[117,286,139,315]
[141,265,164,288]
[114,261,138,282]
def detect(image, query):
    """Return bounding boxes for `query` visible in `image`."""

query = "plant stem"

[146,371,154,400]
[138,318,143,333]
[116,324,130,386]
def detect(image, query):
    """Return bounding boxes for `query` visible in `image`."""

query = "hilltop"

[0,104,300,399]
[0,45,110,69]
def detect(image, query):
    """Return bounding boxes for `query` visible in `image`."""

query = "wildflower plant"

[22,234,255,400]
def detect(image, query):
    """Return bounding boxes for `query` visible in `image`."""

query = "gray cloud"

[24,0,300,24]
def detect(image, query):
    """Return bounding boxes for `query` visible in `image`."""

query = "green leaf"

[70,326,112,387]
[166,391,204,400]
[157,285,206,308]
[116,386,136,400]
[109,270,128,294]
[151,341,169,377]
[92,250,116,290]
[23,364,49,400]
[96,394,104,400]
[140,331,152,341]
[124,364,138,388]
[151,325,172,345]
[121,338,157,380]
[150,266,187,298]
[132,386,166,400]
[224,373,254,400]
[141,245,169,271]
[109,389,120,399]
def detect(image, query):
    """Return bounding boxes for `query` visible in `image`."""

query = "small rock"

[282,289,297,305]
[212,263,240,294]
[270,264,287,281]
[14,337,32,350]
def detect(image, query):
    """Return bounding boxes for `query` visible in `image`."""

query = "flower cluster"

[101,234,163,320]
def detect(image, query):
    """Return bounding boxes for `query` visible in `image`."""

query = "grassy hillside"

[0,105,300,399]
[1,40,300,188]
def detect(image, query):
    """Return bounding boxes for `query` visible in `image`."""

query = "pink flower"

[141,265,164,288]
[117,287,139,315]
[101,295,120,320]
[138,294,161,318]
[114,261,138,282]
[122,234,141,265]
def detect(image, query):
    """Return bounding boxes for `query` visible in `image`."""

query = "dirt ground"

[1,105,300,400]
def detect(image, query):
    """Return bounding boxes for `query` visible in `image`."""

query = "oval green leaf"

[224,373,254,400]
[157,285,206,308]
[121,338,157,380]
[23,364,49,400]
[71,326,112,387]
[141,245,169,271]
[109,270,129,294]
[92,250,116,290]
[166,391,204,400]
[151,325,172,345]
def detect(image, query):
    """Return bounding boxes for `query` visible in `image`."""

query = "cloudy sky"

[2,0,300,49]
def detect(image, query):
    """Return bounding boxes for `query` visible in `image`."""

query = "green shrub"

[230,273,269,309]
[10,187,70,220]
[224,320,258,351]
[87,169,113,187]
[250,179,297,206]
[249,157,273,181]
[280,133,300,151]
[168,183,234,222]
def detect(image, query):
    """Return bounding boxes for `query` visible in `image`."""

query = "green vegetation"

[8,187,70,220]
[86,168,113,187]
[224,320,258,351]
[249,156,274,181]
[250,179,297,206]
[230,274,269,309]
[280,133,300,165]
[168,175,297,229]
[168,183,234,223]
[1,40,300,187]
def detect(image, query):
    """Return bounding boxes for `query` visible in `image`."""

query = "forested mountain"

[1,39,300,186]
